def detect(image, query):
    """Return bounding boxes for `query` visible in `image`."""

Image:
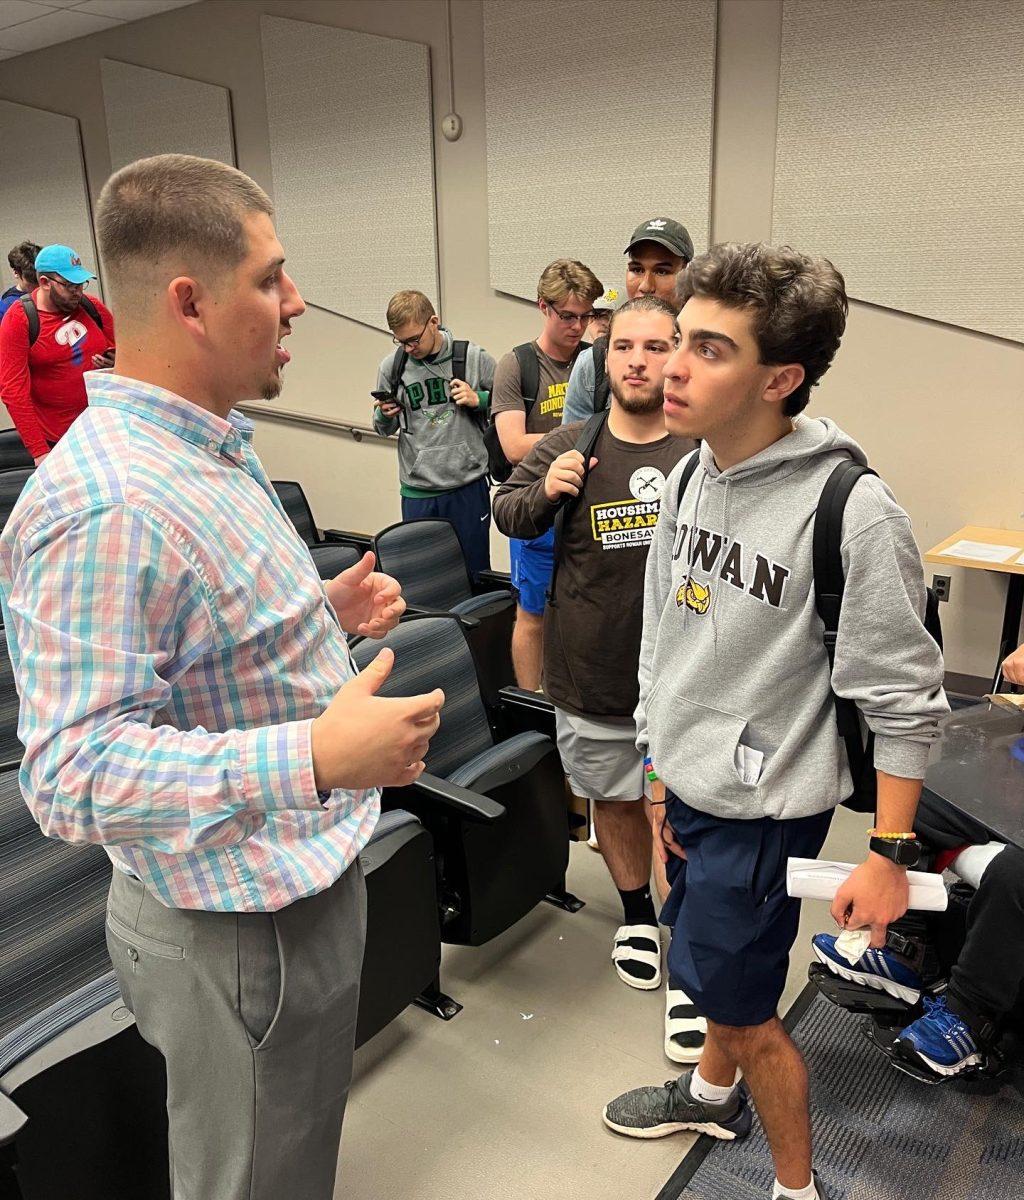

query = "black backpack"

[591,336,611,413]
[484,340,590,483]
[545,408,609,606]
[675,454,942,814]
[388,339,469,399]
[21,292,104,346]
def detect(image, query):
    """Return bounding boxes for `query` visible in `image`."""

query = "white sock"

[952,842,1005,890]
[689,1064,738,1103]
[772,1177,818,1200]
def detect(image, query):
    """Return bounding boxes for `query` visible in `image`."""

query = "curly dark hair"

[677,243,848,415]
[7,241,41,286]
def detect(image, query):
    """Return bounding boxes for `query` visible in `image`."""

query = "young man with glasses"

[0,244,115,466]
[491,258,603,689]
[563,218,693,426]
[372,289,496,577]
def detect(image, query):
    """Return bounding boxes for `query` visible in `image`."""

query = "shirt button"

[127,947,139,961]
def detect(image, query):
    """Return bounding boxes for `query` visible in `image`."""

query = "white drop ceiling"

[0,0,199,59]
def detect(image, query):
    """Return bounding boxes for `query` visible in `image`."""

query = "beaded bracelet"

[644,756,659,783]
[867,829,917,840]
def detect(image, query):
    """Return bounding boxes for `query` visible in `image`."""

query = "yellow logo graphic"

[675,578,711,614]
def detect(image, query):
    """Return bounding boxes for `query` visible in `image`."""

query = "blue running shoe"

[812,933,922,1004]
[897,995,982,1076]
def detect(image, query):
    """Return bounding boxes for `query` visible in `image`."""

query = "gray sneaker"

[602,1070,752,1140]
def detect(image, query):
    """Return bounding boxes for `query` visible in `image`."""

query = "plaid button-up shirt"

[0,373,378,912]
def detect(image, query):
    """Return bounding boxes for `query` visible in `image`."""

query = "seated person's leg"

[898,843,1024,1076]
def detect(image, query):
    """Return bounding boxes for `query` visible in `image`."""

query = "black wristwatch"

[869,836,921,868]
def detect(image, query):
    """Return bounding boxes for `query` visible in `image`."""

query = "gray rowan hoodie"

[373,330,495,494]
[635,416,948,821]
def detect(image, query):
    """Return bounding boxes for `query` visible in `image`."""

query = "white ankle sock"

[689,1064,738,1103]
[772,1177,818,1200]
[952,842,1005,890]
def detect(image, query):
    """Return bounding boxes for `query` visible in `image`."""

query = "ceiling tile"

[0,2,59,33]
[73,0,197,17]
[0,8,120,51]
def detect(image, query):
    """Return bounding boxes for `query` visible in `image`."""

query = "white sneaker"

[664,982,707,1063]
[612,924,661,989]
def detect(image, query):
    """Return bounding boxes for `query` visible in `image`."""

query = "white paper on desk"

[938,539,1020,564]
[786,858,948,911]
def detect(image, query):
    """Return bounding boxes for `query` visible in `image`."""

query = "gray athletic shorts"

[555,709,651,803]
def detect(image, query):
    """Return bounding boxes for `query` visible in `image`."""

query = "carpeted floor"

[661,986,1024,1200]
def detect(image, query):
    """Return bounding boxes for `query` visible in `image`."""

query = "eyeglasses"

[544,302,596,327]
[392,317,432,350]
[45,275,89,293]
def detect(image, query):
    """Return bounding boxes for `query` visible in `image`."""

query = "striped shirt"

[0,373,379,912]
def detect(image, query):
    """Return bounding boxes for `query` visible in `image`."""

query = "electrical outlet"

[932,574,951,603]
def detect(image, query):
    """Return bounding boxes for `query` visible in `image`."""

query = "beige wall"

[1,0,1021,679]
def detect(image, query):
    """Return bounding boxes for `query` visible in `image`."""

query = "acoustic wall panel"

[483,0,716,301]
[0,100,98,286]
[773,0,1024,343]
[101,60,236,170]
[260,16,437,332]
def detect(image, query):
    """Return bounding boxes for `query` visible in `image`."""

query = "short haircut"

[607,294,678,340]
[678,243,848,416]
[8,241,40,285]
[537,259,603,307]
[386,289,436,330]
[96,154,274,309]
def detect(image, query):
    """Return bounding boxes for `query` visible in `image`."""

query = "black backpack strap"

[451,339,469,388]
[591,335,610,412]
[19,294,39,347]
[812,459,877,792]
[79,295,103,333]
[546,409,609,606]
[388,348,409,397]
[513,342,540,411]
[674,451,701,511]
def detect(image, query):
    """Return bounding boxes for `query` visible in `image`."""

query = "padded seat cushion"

[451,590,514,618]
[310,542,360,580]
[447,730,552,791]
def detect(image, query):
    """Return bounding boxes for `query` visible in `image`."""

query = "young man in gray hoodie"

[603,244,948,1200]
[373,290,495,577]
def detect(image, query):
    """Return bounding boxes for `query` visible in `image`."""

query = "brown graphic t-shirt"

[491,342,582,434]
[492,420,697,716]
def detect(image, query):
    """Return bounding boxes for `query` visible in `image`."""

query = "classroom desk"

[924,525,1024,691]
[923,700,1024,850]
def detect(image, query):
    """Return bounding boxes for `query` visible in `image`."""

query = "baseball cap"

[625,218,694,262]
[592,287,620,312]
[34,244,96,284]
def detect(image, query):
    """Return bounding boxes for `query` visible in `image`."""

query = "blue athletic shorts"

[509,527,555,615]
[659,795,833,1027]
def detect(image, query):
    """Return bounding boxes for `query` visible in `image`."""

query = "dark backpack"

[387,339,469,434]
[675,455,943,814]
[484,340,591,484]
[20,293,104,346]
[591,336,611,413]
[545,408,609,606]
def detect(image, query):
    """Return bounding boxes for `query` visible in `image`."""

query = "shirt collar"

[86,372,255,456]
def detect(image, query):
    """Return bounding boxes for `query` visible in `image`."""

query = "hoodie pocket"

[647,683,757,808]
[410,441,480,487]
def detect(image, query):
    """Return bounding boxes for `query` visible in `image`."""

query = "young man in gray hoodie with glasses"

[373,289,495,577]
[603,243,948,1200]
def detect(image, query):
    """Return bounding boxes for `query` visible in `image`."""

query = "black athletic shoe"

[602,1070,751,1140]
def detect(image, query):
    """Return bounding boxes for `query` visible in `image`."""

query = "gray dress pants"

[105,861,367,1200]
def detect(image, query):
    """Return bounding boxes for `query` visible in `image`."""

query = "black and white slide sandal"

[664,983,707,1063]
[612,924,662,989]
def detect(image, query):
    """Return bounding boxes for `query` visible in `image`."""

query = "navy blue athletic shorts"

[659,794,834,1027]
[401,475,491,580]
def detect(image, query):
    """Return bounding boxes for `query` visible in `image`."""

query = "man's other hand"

[450,378,479,408]
[311,647,444,791]
[326,551,405,637]
[543,449,598,503]
[830,853,910,948]
[1003,641,1024,686]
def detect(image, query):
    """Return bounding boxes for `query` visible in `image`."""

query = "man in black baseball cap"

[562,216,693,426]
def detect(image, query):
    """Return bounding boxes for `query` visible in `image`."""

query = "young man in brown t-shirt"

[490,259,603,690]
[494,297,700,1055]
